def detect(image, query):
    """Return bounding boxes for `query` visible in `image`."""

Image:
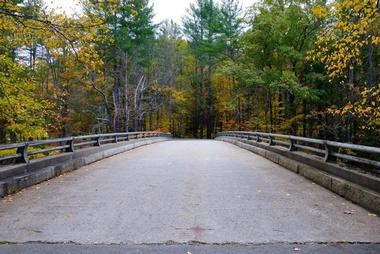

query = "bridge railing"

[217,131,380,170]
[0,132,171,165]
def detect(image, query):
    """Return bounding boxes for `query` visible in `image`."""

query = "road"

[0,140,379,252]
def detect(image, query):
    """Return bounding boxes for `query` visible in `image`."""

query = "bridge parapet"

[0,132,172,165]
[217,131,380,214]
[0,132,172,198]
[217,131,380,170]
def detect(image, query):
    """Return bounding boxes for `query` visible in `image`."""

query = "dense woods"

[0,0,379,146]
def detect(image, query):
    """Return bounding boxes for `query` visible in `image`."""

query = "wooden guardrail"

[0,132,171,164]
[217,131,380,170]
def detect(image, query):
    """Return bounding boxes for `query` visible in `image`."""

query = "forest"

[0,0,379,146]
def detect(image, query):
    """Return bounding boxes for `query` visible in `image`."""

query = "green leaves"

[270,71,319,102]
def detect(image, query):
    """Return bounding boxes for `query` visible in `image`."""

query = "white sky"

[44,0,257,24]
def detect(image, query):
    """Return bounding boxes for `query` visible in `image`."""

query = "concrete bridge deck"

[0,140,379,252]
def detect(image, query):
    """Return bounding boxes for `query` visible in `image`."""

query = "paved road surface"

[0,140,379,251]
[0,243,379,254]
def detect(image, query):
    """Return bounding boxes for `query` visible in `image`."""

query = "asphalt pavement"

[0,140,379,252]
[0,243,379,254]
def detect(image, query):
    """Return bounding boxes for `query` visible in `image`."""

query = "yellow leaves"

[0,55,50,139]
[131,9,139,18]
[354,4,363,13]
[326,84,380,130]
[342,103,353,115]
[372,36,380,45]
[311,0,380,81]
[312,6,328,19]
[0,0,110,139]
[171,89,187,104]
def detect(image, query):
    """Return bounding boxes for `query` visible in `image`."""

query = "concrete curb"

[217,137,380,215]
[0,137,170,198]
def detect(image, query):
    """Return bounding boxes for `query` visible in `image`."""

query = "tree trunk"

[366,43,376,88]
[206,64,213,139]
[149,111,153,131]
[0,120,6,144]
[193,84,199,138]
[237,96,241,130]
[113,61,121,132]
[268,90,273,132]
[134,76,145,131]
[302,100,307,137]
[91,69,112,131]
[347,61,355,142]
[124,53,129,132]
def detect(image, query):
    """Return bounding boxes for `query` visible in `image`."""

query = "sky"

[45,0,257,24]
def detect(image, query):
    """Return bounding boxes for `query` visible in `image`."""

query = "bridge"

[0,132,379,253]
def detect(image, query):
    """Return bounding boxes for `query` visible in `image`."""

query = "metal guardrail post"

[324,142,336,162]
[65,138,75,152]
[269,136,274,146]
[214,131,380,169]
[95,136,101,147]
[16,144,29,163]
[0,131,168,165]
[289,137,297,151]
[256,134,261,142]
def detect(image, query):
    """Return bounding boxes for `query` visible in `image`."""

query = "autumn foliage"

[0,0,379,147]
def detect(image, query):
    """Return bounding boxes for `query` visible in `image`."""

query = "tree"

[0,0,52,141]
[312,0,380,143]
[83,0,155,132]
[229,0,321,134]
[183,0,225,138]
